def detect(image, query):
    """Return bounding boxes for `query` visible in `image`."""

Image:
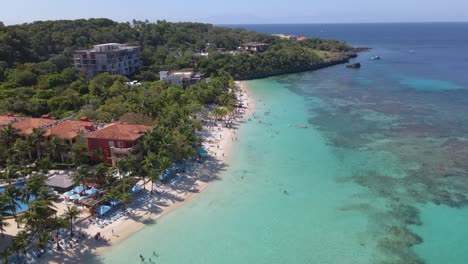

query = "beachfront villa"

[12,115,58,136]
[1,112,153,167]
[73,43,142,78]
[240,42,270,54]
[85,122,152,166]
[43,117,96,149]
[159,70,205,88]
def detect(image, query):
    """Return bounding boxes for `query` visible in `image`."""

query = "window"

[117,141,124,148]
[80,138,86,144]
[82,54,87,59]
[108,140,115,147]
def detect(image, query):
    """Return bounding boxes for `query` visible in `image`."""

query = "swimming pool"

[0,182,36,214]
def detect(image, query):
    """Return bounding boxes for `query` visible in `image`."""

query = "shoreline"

[40,81,256,264]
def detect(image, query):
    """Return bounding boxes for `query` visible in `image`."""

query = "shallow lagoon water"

[100,23,468,263]
[100,79,395,263]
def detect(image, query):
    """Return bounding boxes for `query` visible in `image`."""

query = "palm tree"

[21,173,46,210]
[147,168,161,193]
[119,176,134,194]
[50,215,67,249]
[63,206,81,236]
[12,139,32,166]
[12,231,28,262]
[36,232,50,255]
[3,186,20,227]
[68,143,86,165]
[143,152,158,191]
[18,208,41,233]
[24,188,59,232]
[103,168,119,189]
[1,166,19,185]
[48,136,66,163]
[92,148,104,163]
[27,128,44,159]
[72,165,89,187]
[36,187,60,206]
[0,124,19,148]
[0,247,12,264]
[120,192,133,212]
[94,163,109,186]
[0,196,12,238]
[158,156,172,183]
[103,187,120,203]
[0,214,10,238]
[115,158,131,179]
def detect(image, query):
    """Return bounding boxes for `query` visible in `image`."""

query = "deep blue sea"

[100,23,468,264]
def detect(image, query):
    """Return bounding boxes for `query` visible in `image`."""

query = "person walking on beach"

[112,229,114,236]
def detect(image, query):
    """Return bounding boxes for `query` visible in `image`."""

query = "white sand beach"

[37,81,255,263]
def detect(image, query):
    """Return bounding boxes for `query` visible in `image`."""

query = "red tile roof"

[43,120,95,140]
[85,123,152,141]
[12,118,57,135]
[0,115,22,126]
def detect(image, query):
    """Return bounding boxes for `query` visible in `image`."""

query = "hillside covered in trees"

[0,18,356,118]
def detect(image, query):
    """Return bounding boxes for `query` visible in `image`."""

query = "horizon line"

[219,21,468,25]
[2,19,468,27]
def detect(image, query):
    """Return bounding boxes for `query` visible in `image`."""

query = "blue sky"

[1,0,467,25]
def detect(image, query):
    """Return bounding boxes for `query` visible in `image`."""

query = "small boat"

[371,56,381,60]
[409,50,416,53]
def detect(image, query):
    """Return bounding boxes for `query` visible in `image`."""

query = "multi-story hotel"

[73,43,142,78]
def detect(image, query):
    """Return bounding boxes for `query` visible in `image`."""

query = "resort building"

[296,36,307,41]
[272,34,307,41]
[159,70,205,88]
[272,34,298,41]
[0,113,22,127]
[73,43,142,79]
[43,118,95,149]
[12,115,58,136]
[240,42,270,54]
[85,122,152,166]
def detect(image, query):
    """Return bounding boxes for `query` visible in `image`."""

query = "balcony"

[110,146,133,155]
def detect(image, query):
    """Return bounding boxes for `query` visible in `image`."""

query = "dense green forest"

[0,18,354,118]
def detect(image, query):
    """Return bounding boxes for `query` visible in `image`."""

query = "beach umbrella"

[68,194,81,200]
[163,168,175,180]
[132,185,143,193]
[197,148,208,157]
[95,205,111,215]
[108,199,122,206]
[174,163,185,171]
[64,191,74,197]
[85,187,98,196]
[73,185,84,193]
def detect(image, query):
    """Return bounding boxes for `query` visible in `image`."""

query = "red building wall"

[87,137,136,164]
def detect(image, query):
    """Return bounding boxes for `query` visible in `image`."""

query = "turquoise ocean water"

[98,24,468,263]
